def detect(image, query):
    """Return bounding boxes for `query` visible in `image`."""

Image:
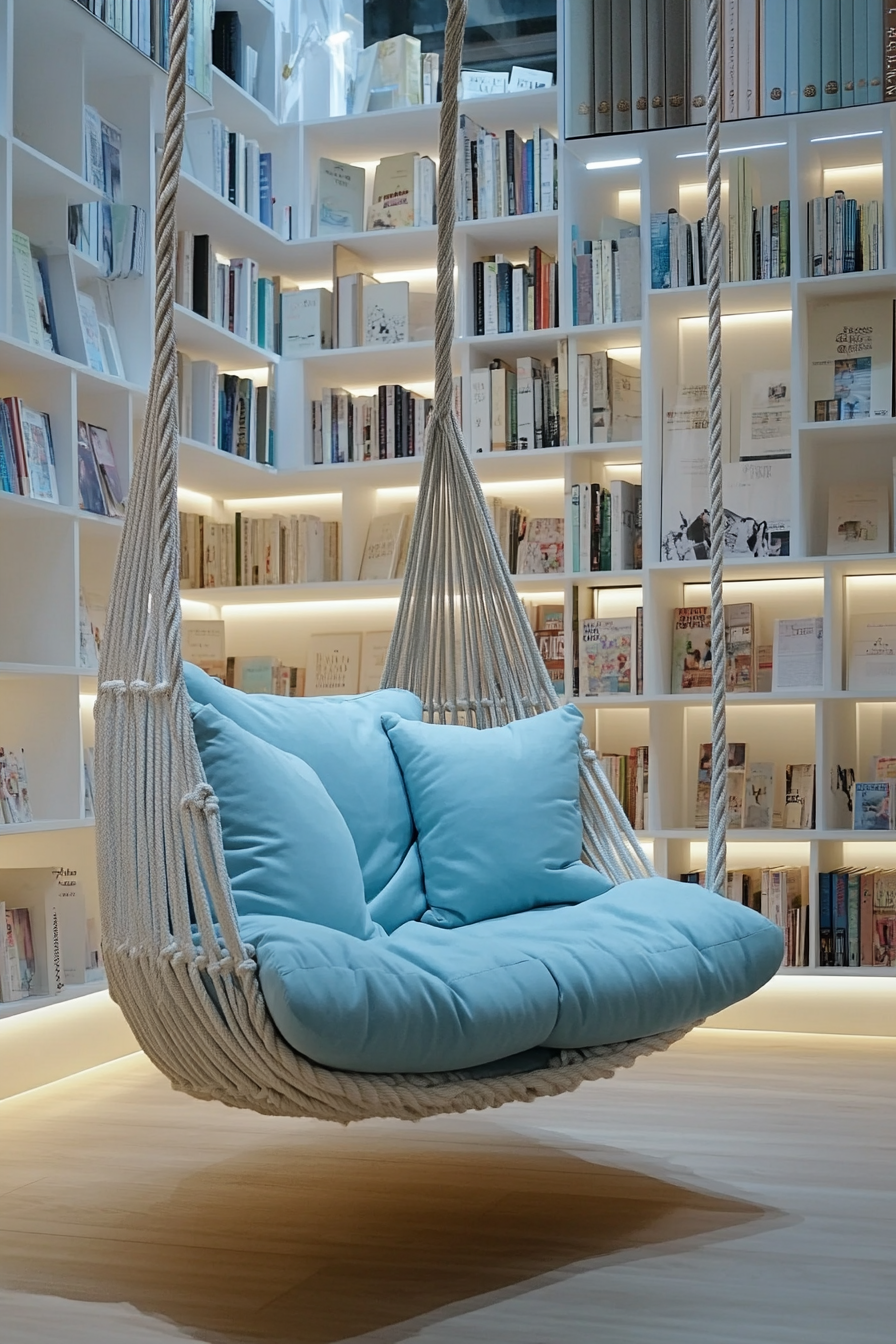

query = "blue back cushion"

[184,664,422,903]
[191,702,380,940]
[381,704,613,929]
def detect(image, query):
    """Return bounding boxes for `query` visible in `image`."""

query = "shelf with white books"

[176,172,293,273]
[174,302,279,367]
[181,572,567,609]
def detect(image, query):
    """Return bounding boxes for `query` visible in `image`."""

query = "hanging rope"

[705,0,728,897]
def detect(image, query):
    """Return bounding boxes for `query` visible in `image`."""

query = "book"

[784,763,816,829]
[305,634,362,696]
[87,424,126,515]
[316,159,366,236]
[772,617,824,691]
[745,762,776,828]
[579,617,635,695]
[10,230,46,349]
[695,741,748,829]
[181,620,226,681]
[280,288,332,354]
[358,514,409,581]
[723,458,791,558]
[848,613,896,693]
[359,631,393,694]
[77,291,108,373]
[854,780,894,830]
[827,482,889,555]
[873,870,896,966]
[364,281,410,345]
[806,297,894,419]
[367,153,432,229]
[756,642,774,692]
[725,602,755,691]
[671,606,712,692]
[77,422,108,516]
[18,406,58,504]
[517,518,565,574]
[739,369,792,457]
[660,384,710,562]
[607,357,641,441]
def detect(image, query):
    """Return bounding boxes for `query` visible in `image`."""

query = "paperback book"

[695,742,748,829]
[848,614,896,694]
[739,369,792,458]
[853,781,895,831]
[772,617,824,692]
[827,483,890,555]
[305,634,362,697]
[784,763,815,830]
[745,762,776,829]
[806,297,894,420]
[722,459,791,557]
[579,617,635,696]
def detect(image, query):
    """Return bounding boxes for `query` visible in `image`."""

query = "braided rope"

[93,0,689,1123]
[705,0,727,897]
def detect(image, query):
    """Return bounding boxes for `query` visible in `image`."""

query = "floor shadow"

[0,1123,780,1344]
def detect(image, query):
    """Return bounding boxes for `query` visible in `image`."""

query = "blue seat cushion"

[381,704,613,928]
[183,663,422,903]
[191,702,380,940]
[241,878,784,1074]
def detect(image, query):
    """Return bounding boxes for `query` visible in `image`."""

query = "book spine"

[834,871,849,965]
[818,870,833,966]
[854,0,869,102]
[785,0,801,110]
[571,484,581,573]
[886,2,896,100]
[798,0,823,111]
[738,0,759,117]
[820,0,841,107]
[763,0,787,112]
[610,0,633,133]
[646,0,666,127]
[565,0,595,136]
[630,0,648,131]
[650,213,670,288]
[594,0,613,134]
[847,871,861,966]
[664,0,688,126]
[860,870,875,965]
[688,0,707,122]
[723,0,738,117]
[868,0,884,101]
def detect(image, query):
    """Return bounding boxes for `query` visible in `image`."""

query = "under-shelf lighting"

[811,129,883,143]
[180,599,221,619]
[177,488,215,513]
[585,156,642,170]
[678,310,791,328]
[604,345,641,363]
[223,493,341,512]
[222,597,402,618]
[684,577,823,605]
[676,141,786,159]
[370,267,447,286]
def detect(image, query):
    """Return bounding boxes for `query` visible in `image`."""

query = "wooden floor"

[0,1031,893,1344]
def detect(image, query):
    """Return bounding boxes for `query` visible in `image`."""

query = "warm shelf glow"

[223,493,341,512]
[678,310,791,328]
[586,156,642,170]
[676,141,786,159]
[177,487,215,513]
[221,597,402,618]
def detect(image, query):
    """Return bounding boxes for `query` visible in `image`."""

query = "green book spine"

[847,871,861,968]
[778,199,790,276]
[600,488,612,570]
[234,511,242,586]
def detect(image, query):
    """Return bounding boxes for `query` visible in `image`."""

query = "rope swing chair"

[96,0,764,1123]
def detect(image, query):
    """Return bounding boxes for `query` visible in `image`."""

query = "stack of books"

[532,603,565,696]
[73,0,212,97]
[681,864,809,966]
[71,106,147,278]
[598,748,649,830]
[0,398,59,503]
[76,422,126,517]
[572,220,642,325]
[808,192,884,275]
[0,748,33,826]
[571,481,642,574]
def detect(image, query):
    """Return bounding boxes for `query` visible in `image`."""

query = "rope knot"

[149,681,172,699]
[182,783,219,815]
[100,680,127,696]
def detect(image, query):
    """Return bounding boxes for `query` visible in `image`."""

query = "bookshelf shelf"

[10,137,104,203]
[0,977,107,1020]
[174,303,278,366]
[178,436,278,494]
[176,173,292,273]
[184,571,567,608]
[0,333,147,396]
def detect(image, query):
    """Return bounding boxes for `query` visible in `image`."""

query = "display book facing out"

[0,867,103,1003]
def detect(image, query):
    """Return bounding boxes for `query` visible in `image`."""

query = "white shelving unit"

[1,0,894,1042]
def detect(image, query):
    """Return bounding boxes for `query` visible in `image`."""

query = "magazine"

[579,617,634,696]
[722,459,791,558]
[695,742,747,828]
[853,781,894,831]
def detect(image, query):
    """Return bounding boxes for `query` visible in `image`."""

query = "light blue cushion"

[381,704,613,928]
[183,663,422,903]
[190,702,380,941]
[241,878,784,1073]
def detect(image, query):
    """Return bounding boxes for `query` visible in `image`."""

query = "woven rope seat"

[95,0,776,1123]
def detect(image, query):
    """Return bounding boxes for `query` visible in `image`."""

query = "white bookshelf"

[1,0,894,1034]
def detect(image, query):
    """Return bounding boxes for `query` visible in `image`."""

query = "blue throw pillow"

[190,702,381,941]
[183,663,422,904]
[381,705,613,928]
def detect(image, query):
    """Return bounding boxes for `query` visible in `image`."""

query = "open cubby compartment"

[666,833,815,941]
[821,695,896,833]
[796,273,896,433]
[798,419,896,559]
[680,572,827,692]
[76,379,134,502]
[461,215,562,339]
[217,483,344,585]
[814,838,896,970]
[793,105,891,278]
[212,0,279,118]
[568,331,642,449]
[578,581,643,704]
[0,671,82,823]
[77,523,116,650]
[11,9,87,174]
[299,107,442,243]
[841,569,896,690]
[579,701,652,832]
[0,348,76,508]
[217,591,402,683]
[566,454,642,576]
[678,700,819,833]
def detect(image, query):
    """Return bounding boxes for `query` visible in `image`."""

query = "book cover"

[806,297,894,418]
[739,369,792,458]
[745,762,776,828]
[280,288,332,354]
[671,606,713,692]
[848,613,896,692]
[77,422,108,516]
[695,742,748,828]
[853,780,894,830]
[77,291,107,373]
[772,617,824,691]
[364,281,409,345]
[359,631,392,694]
[368,153,417,229]
[725,602,755,691]
[359,513,408,581]
[723,459,791,558]
[87,424,125,514]
[305,633,362,697]
[517,518,564,574]
[19,407,58,504]
[579,616,635,695]
[660,384,710,561]
[181,620,226,680]
[827,482,889,554]
[608,357,641,441]
[316,159,366,236]
[784,763,816,829]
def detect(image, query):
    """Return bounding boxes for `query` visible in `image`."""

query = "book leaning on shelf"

[819,868,896,968]
[0,399,59,503]
[579,616,638,697]
[77,422,126,517]
[670,604,757,693]
[178,513,341,589]
[808,295,895,421]
[848,613,896,693]
[177,354,274,465]
[0,748,33,826]
[456,120,558,221]
[184,118,276,231]
[367,154,438,230]
[681,863,808,967]
[471,249,559,336]
[532,604,565,697]
[212,7,264,103]
[572,219,641,325]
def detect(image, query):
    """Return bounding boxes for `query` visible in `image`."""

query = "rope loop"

[182,783,220,815]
